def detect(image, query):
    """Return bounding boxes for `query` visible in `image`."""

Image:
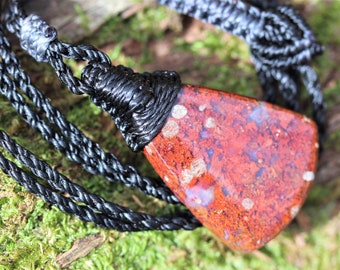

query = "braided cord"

[0,0,327,233]
[1,3,199,227]
[0,16,179,203]
[158,0,326,141]
[5,0,327,138]
[0,131,199,231]
[5,1,326,136]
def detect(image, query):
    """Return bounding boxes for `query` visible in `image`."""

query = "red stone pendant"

[143,85,318,252]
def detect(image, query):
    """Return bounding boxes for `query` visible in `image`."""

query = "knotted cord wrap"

[9,5,181,151]
[15,9,183,151]
[159,0,323,64]
[0,0,327,240]
[20,14,57,62]
[81,62,182,151]
[158,0,326,142]
[1,1,182,204]
[0,131,199,231]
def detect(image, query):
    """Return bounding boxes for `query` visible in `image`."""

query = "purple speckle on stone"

[185,186,215,208]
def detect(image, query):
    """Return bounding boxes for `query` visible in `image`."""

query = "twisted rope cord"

[6,0,326,138]
[0,12,180,203]
[0,130,199,230]
[5,0,183,150]
[158,0,326,141]
[0,0,327,232]
[0,0,201,231]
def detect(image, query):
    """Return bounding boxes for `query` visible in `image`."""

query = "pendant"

[143,85,318,252]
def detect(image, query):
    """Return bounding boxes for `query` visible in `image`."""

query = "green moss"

[1,2,340,269]
[309,1,340,45]
[173,22,260,98]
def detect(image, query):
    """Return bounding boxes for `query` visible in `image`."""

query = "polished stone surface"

[144,85,318,252]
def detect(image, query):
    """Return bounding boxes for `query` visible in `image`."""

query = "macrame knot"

[249,5,323,68]
[160,0,323,67]
[81,62,182,151]
[20,14,57,62]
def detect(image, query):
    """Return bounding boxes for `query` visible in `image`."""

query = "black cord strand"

[5,0,327,141]
[0,0,327,233]
[0,20,179,204]
[158,0,326,142]
[81,62,182,151]
[0,130,200,230]
[5,1,183,150]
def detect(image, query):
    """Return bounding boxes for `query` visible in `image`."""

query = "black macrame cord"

[159,0,326,140]
[0,0,199,231]
[0,0,326,232]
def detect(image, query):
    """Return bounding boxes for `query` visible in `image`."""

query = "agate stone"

[144,85,318,252]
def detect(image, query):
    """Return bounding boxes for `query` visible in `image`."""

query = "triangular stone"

[144,85,318,252]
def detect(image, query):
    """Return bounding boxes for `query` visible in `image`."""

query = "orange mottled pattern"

[144,85,318,252]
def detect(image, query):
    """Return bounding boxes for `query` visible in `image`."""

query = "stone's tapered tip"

[144,85,318,252]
